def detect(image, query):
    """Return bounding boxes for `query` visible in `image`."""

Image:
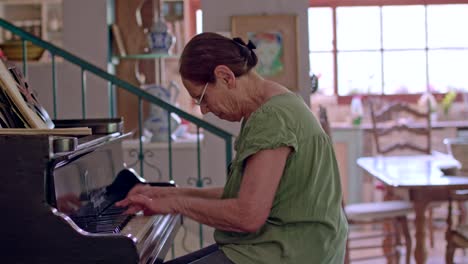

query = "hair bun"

[232,37,256,51]
[232,37,258,69]
[246,40,256,50]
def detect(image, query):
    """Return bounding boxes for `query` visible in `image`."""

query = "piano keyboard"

[69,202,170,249]
[71,205,133,234]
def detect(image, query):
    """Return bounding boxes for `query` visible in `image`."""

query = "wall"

[28,0,110,119]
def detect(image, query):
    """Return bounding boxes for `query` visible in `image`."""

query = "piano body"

[0,119,181,264]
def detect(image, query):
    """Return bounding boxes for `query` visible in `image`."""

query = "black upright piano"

[0,119,181,264]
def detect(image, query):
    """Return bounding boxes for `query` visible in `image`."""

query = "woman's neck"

[241,72,290,120]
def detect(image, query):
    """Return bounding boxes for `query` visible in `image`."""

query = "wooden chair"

[444,137,468,176]
[444,137,468,263]
[446,190,468,264]
[369,100,431,156]
[318,105,413,264]
[369,100,442,249]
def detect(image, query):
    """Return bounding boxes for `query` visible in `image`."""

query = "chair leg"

[458,201,466,226]
[383,220,396,264]
[393,219,402,263]
[398,216,412,264]
[446,239,455,264]
[428,208,435,249]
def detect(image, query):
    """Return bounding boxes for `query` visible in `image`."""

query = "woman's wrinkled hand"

[115,194,176,216]
[126,184,172,199]
[126,184,153,197]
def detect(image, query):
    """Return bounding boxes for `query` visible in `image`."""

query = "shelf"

[7,55,64,65]
[0,0,63,47]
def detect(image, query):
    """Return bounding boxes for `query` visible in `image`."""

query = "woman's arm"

[127,185,224,200]
[117,146,291,233]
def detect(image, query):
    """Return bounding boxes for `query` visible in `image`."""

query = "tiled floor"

[349,222,468,264]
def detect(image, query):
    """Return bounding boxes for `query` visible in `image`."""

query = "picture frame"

[231,14,299,91]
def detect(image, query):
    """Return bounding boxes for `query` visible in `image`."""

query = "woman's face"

[182,78,244,122]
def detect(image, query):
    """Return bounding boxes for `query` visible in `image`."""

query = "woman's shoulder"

[257,92,303,114]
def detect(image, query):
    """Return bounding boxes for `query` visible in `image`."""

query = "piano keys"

[0,119,181,264]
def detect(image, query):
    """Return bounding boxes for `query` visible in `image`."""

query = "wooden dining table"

[357,153,468,264]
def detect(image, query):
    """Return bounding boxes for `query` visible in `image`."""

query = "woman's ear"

[214,65,235,88]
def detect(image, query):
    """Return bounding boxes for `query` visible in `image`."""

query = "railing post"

[108,82,115,118]
[196,126,204,248]
[167,110,173,182]
[81,68,87,119]
[51,55,58,119]
[138,97,144,177]
[21,39,27,78]
[225,136,233,174]
[106,0,115,118]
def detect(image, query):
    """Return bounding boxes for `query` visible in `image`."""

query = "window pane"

[427,4,468,48]
[309,52,334,95]
[196,9,203,34]
[428,50,468,93]
[308,7,333,52]
[383,51,426,94]
[337,51,382,95]
[382,5,425,49]
[337,6,381,50]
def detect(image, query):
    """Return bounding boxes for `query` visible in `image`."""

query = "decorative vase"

[147,18,174,54]
[143,82,181,142]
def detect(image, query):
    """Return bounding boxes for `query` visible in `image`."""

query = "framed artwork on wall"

[231,14,299,91]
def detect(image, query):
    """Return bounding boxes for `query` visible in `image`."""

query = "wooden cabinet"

[331,128,364,204]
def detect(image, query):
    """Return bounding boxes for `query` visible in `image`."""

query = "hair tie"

[232,37,256,51]
[246,40,256,51]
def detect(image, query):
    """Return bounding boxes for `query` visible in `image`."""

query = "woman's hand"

[126,184,153,197]
[115,184,177,216]
[127,184,173,199]
[115,194,177,216]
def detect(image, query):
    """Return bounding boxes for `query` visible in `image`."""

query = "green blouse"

[214,93,348,264]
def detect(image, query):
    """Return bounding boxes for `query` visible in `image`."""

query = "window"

[308,3,468,99]
[196,9,203,34]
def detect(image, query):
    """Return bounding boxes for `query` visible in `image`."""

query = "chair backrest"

[444,137,468,175]
[369,100,432,155]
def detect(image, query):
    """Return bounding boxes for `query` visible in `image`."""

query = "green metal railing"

[0,18,233,252]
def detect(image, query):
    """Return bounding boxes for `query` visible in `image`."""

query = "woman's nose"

[200,104,210,115]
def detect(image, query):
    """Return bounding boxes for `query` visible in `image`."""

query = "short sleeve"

[235,105,298,164]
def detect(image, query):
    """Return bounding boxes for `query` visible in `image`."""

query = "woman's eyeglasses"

[194,82,208,106]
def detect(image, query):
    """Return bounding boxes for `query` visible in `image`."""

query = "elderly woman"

[117,32,348,264]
